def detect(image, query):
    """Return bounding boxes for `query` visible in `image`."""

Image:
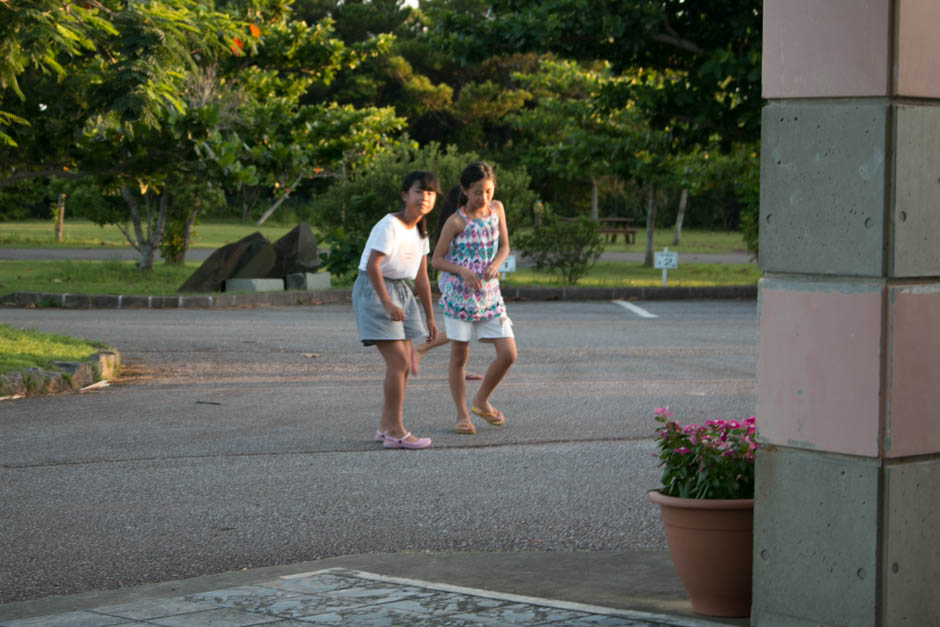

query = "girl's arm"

[432,213,483,290]
[482,200,511,280]
[365,249,404,321]
[413,254,438,341]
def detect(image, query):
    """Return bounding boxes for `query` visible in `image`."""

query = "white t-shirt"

[357,213,430,280]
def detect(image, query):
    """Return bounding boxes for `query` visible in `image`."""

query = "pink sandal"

[374,430,387,442]
[383,432,431,449]
[465,372,483,381]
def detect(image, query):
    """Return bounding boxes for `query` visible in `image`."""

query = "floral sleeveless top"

[438,205,506,321]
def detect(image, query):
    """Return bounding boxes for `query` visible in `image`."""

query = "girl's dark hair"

[433,162,496,243]
[434,185,463,242]
[458,162,495,203]
[400,170,441,239]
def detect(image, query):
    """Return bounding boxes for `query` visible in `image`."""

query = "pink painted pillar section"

[755,1,940,625]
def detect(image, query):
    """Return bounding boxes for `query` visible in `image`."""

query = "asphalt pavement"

[0,300,756,625]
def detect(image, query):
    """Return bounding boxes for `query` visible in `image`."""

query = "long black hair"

[400,170,441,238]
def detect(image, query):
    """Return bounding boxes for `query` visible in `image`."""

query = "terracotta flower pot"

[648,490,754,618]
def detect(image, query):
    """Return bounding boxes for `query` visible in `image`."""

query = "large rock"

[178,232,276,293]
[268,222,320,277]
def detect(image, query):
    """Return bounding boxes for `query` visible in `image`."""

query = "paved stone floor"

[0,569,714,627]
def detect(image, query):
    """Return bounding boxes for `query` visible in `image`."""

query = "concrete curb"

[0,285,756,309]
[0,350,120,399]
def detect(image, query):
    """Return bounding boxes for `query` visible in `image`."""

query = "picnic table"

[598,217,637,245]
[559,217,638,245]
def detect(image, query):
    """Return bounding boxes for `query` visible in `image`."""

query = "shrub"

[514,214,604,285]
[304,141,535,244]
[318,227,367,284]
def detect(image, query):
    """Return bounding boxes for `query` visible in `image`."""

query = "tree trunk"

[54,193,66,243]
[672,188,688,246]
[122,186,169,272]
[644,183,657,267]
[181,200,198,262]
[590,176,599,221]
[255,174,304,226]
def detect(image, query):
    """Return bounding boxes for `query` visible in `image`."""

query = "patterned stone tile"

[259,594,368,620]
[294,605,481,626]
[187,585,304,612]
[450,601,595,624]
[320,582,437,606]
[557,615,665,626]
[378,590,508,616]
[258,573,361,596]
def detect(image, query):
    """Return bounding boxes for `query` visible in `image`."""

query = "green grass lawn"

[504,261,761,288]
[0,220,758,294]
[600,229,748,255]
[0,219,295,249]
[0,257,760,295]
[2,219,748,255]
[0,260,199,295]
[0,323,107,373]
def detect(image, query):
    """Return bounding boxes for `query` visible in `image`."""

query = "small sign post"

[499,254,517,280]
[653,247,678,287]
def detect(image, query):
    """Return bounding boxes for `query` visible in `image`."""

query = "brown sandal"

[471,406,505,426]
[455,422,476,435]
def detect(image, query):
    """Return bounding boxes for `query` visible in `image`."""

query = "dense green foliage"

[303,141,535,239]
[2,0,762,260]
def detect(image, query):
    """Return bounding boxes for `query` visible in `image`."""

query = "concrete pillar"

[754,1,940,625]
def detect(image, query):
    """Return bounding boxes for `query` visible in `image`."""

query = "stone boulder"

[178,232,276,293]
[268,222,320,278]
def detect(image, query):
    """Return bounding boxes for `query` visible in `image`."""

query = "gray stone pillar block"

[285,272,331,290]
[224,278,285,293]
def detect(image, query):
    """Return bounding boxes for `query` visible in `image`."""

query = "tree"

[1,0,243,182]
[1,0,407,270]
[425,0,762,145]
[510,58,649,219]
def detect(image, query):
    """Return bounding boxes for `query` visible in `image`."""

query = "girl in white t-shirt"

[352,170,440,449]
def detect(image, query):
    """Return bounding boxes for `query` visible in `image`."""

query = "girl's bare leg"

[448,340,473,429]
[412,332,449,374]
[472,337,517,414]
[375,340,423,442]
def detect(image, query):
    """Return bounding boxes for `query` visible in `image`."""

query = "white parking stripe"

[612,300,658,318]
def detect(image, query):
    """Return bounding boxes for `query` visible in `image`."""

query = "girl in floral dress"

[431,162,517,435]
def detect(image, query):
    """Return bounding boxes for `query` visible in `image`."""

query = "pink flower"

[675,447,691,455]
[654,407,674,418]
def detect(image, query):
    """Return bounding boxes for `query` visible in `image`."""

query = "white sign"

[654,250,678,269]
[499,254,517,273]
[653,247,678,287]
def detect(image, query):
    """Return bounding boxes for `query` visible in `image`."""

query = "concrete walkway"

[0,553,745,626]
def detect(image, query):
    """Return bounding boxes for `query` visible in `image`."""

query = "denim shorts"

[353,273,428,346]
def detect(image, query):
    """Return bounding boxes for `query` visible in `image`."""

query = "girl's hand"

[460,267,482,290]
[482,263,500,280]
[426,318,438,342]
[384,302,405,321]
